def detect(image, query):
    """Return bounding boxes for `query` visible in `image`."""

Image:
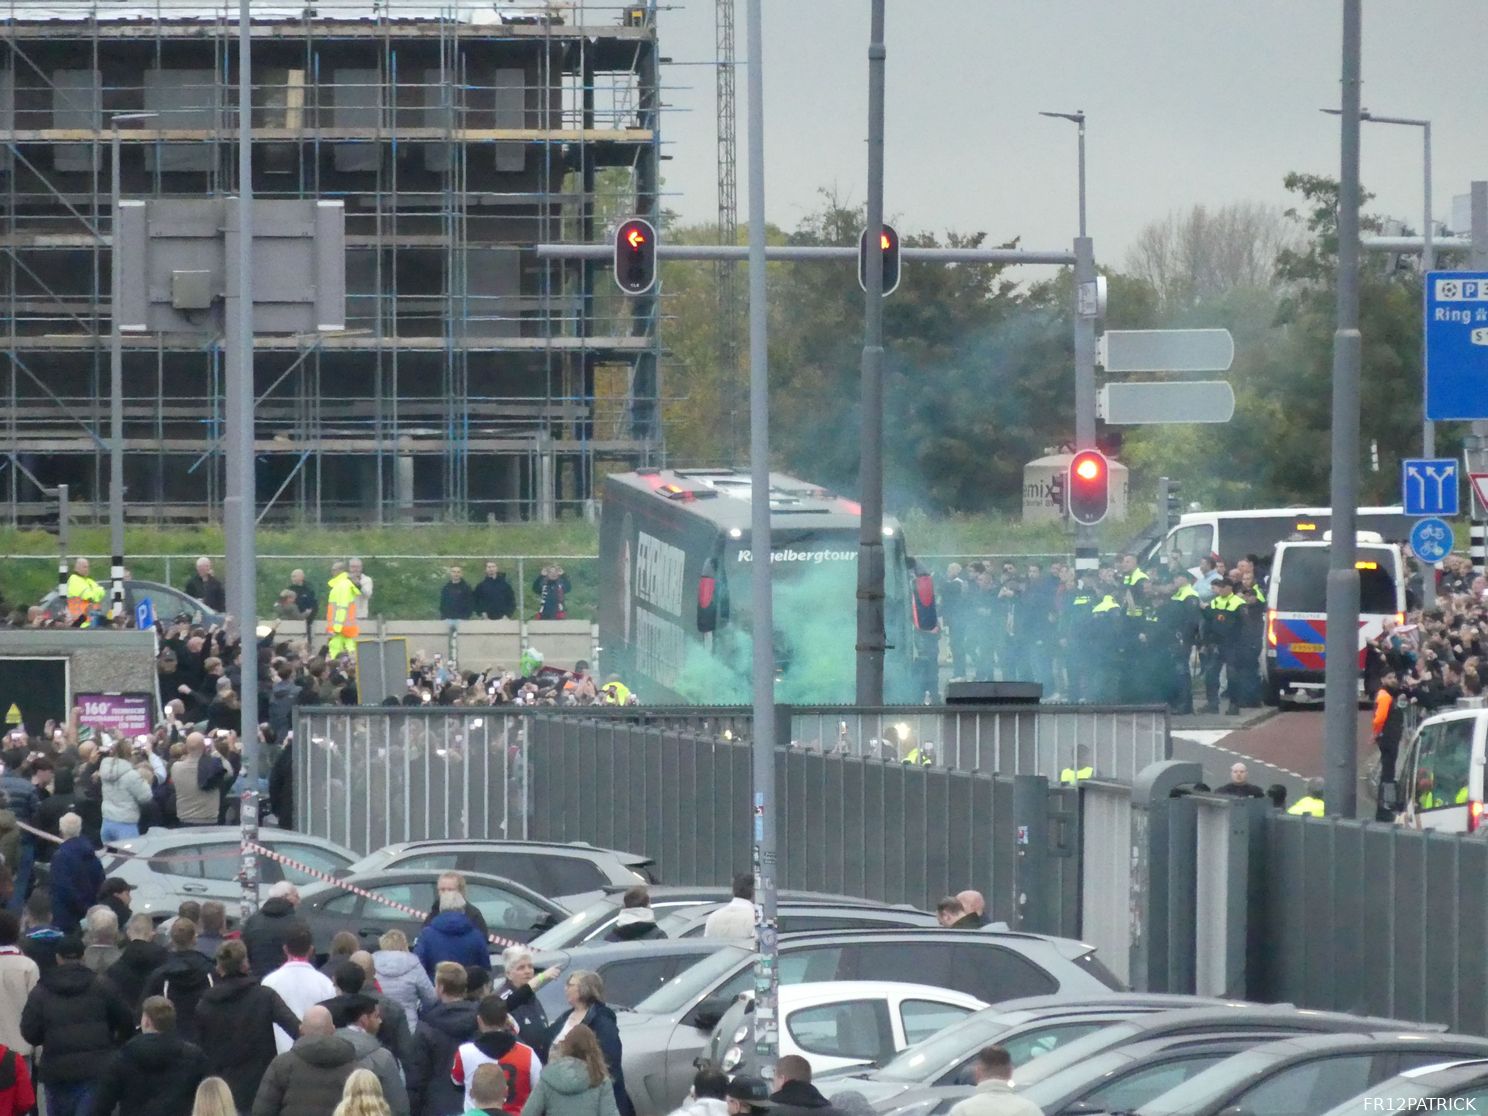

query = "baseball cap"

[724,1077,773,1108]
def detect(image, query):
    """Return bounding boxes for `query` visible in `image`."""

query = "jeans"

[100,820,139,844]
[46,1080,96,1116]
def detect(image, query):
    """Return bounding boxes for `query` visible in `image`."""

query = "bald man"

[252,1005,358,1116]
[954,890,987,928]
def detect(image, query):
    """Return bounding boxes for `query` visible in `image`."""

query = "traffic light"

[858,223,901,296]
[614,217,657,295]
[1067,449,1109,526]
[1164,478,1183,527]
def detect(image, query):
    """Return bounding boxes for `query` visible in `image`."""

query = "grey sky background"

[655,1,1488,270]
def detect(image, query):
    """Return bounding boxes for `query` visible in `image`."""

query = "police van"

[1393,707,1488,833]
[1143,506,1414,577]
[1263,532,1405,706]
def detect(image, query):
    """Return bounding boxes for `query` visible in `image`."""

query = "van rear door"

[1266,544,1403,683]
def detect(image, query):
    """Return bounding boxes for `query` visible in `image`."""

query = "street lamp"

[1039,110,1086,238]
[109,111,156,621]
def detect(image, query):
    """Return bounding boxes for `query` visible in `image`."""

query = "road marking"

[1173,729,1308,781]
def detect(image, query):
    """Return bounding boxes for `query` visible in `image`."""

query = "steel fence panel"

[1457,839,1488,1037]
[1080,782,1133,986]
[1424,831,1461,1029]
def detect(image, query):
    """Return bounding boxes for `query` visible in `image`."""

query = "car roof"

[309,868,562,909]
[1110,1004,1444,1036]
[535,938,748,965]
[773,926,1092,953]
[663,902,936,920]
[599,885,918,907]
[108,828,355,856]
[382,840,654,866]
[736,981,986,1006]
[986,993,1235,1020]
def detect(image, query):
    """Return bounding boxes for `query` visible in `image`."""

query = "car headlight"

[722,1046,743,1072]
[732,1024,749,1044]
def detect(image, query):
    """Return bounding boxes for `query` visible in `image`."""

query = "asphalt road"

[1172,707,1377,807]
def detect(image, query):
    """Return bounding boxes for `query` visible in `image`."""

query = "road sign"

[1097,381,1235,425]
[135,597,155,631]
[1425,271,1488,420]
[1402,458,1459,516]
[1098,329,1235,372]
[1470,472,1488,512]
[1410,517,1454,565]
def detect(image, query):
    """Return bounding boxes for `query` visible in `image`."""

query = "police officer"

[1235,574,1267,708]
[1088,570,1124,703]
[1202,577,1245,715]
[1161,571,1203,714]
[1288,777,1325,817]
[1060,573,1097,702]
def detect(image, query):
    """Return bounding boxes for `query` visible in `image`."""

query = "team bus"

[599,468,918,704]
[1140,506,1415,576]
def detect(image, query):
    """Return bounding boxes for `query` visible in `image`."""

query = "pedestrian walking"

[322,959,410,1070]
[945,1046,1041,1116]
[196,940,302,1115]
[20,935,133,1116]
[99,738,153,844]
[452,997,541,1116]
[333,1070,393,1116]
[105,914,169,1013]
[520,1026,618,1116]
[251,1006,358,1116]
[88,996,208,1116]
[463,1065,508,1116]
[189,1078,236,1116]
[372,930,435,1030]
[0,1035,35,1116]
[702,875,754,940]
[335,996,409,1116]
[262,922,336,1054]
[82,907,121,975]
[49,814,102,932]
[406,963,477,1116]
[603,887,664,943]
[1213,763,1265,799]
[143,919,218,1042]
[0,912,39,1060]
[544,973,633,1116]
[243,882,304,979]
[413,888,488,976]
[493,948,553,1061]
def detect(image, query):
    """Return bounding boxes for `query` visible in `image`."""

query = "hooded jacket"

[473,574,517,620]
[19,960,133,1084]
[407,999,478,1116]
[603,908,665,943]
[242,897,300,978]
[453,1030,539,1115]
[250,1034,359,1116]
[520,1057,619,1116]
[88,1030,208,1116]
[50,834,104,932]
[770,1080,850,1116]
[0,948,39,1055]
[104,938,170,1012]
[99,756,153,824]
[320,991,409,1067]
[546,1004,633,1116]
[340,1025,412,1116]
[196,972,302,1112]
[143,949,217,1041]
[413,910,489,976]
[374,948,437,1029]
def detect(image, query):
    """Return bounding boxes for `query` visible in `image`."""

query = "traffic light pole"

[1073,235,1100,573]
[856,0,888,707]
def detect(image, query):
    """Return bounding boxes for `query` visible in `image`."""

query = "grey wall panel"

[51,69,100,172]
[143,69,217,172]
[493,67,525,173]
[333,68,382,172]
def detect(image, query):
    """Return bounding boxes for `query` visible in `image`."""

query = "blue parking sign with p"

[135,597,155,631]
[1402,458,1458,517]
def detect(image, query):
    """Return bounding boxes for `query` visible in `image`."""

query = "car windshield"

[1136,1049,1278,1116]
[1007,1020,1142,1087]
[873,1008,1019,1083]
[528,897,619,951]
[633,946,750,1015]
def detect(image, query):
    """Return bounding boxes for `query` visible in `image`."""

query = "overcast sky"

[655,1,1488,269]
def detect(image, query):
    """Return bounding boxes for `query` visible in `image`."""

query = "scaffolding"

[0,0,662,525]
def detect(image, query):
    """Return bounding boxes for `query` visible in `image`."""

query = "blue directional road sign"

[135,597,155,631]
[1425,272,1488,420]
[1402,458,1459,517]
[1409,518,1454,565]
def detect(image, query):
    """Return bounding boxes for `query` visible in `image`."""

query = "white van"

[1263,534,1405,705]
[1395,707,1488,833]
[1147,506,1414,577]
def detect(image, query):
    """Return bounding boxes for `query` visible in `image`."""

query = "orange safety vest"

[326,573,361,638]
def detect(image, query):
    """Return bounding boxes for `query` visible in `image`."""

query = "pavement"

[1170,706,1378,806]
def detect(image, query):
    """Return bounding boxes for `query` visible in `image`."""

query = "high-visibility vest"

[904,747,933,766]
[1123,569,1150,587]
[1092,596,1121,615]
[1210,593,1242,612]
[66,572,104,622]
[1060,766,1094,785]
[325,572,361,637]
[1288,795,1325,817]
[1171,585,1199,603]
[600,680,632,705]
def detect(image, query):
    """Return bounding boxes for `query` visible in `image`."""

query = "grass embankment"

[0,514,1139,619]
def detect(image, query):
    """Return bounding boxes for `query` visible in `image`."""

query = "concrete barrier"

[0,629,159,729]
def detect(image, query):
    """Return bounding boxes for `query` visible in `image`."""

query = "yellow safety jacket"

[600,680,632,706]
[1171,585,1200,603]
[66,572,105,623]
[1123,569,1150,587]
[326,572,361,636]
[1287,795,1325,817]
[1060,765,1094,785]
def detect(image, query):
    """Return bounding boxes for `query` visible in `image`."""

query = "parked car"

[525,887,928,958]
[40,578,224,626]
[807,994,1237,1109]
[617,928,1123,1116]
[653,902,939,939]
[530,939,737,1012]
[1320,1059,1488,1116]
[101,827,358,921]
[708,982,985,1079]
[297,869,568,953]
[1136,1032,1488,1116]
[343,840,658,904]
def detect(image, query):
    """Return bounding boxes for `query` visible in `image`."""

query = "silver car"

[616,928,1123,1116]
[101,827,359,921]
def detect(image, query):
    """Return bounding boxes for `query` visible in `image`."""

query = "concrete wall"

[0,630,159,727]
[269,618,598,674]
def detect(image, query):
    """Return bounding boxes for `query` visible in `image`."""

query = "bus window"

[1168,524,1213,570]
[1274,549,1398,614]
[1417,719,1474,809]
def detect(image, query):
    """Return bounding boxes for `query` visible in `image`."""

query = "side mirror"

[686,996,730,1031]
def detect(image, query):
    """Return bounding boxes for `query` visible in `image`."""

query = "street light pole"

[1039,110,1087,238]
[109,112,155,621]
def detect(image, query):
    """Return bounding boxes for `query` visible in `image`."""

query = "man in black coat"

[268,739,295,829]
[104,914,170,1013]
[439,567,475,621]
[88,995,207,1116]
[183,558,227,614]
[196,940,302,1114]
[406,962,478,1116]
[142,919,217,1042]
[472,563,517,620]
[769,1056,848,1116]
[242,882,302,978]
[20,935,133,1116]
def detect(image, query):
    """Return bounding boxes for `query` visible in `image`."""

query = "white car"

[709,982,986,1078]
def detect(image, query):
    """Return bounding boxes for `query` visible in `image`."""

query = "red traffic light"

[614,217,657,295]
[1067,449,1110,526]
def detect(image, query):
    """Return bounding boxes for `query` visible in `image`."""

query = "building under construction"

[0,0,661,524]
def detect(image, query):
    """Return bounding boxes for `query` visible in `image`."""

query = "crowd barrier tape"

[17,819,527,949]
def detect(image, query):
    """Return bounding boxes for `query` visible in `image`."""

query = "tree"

[1127,201,1295,312]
